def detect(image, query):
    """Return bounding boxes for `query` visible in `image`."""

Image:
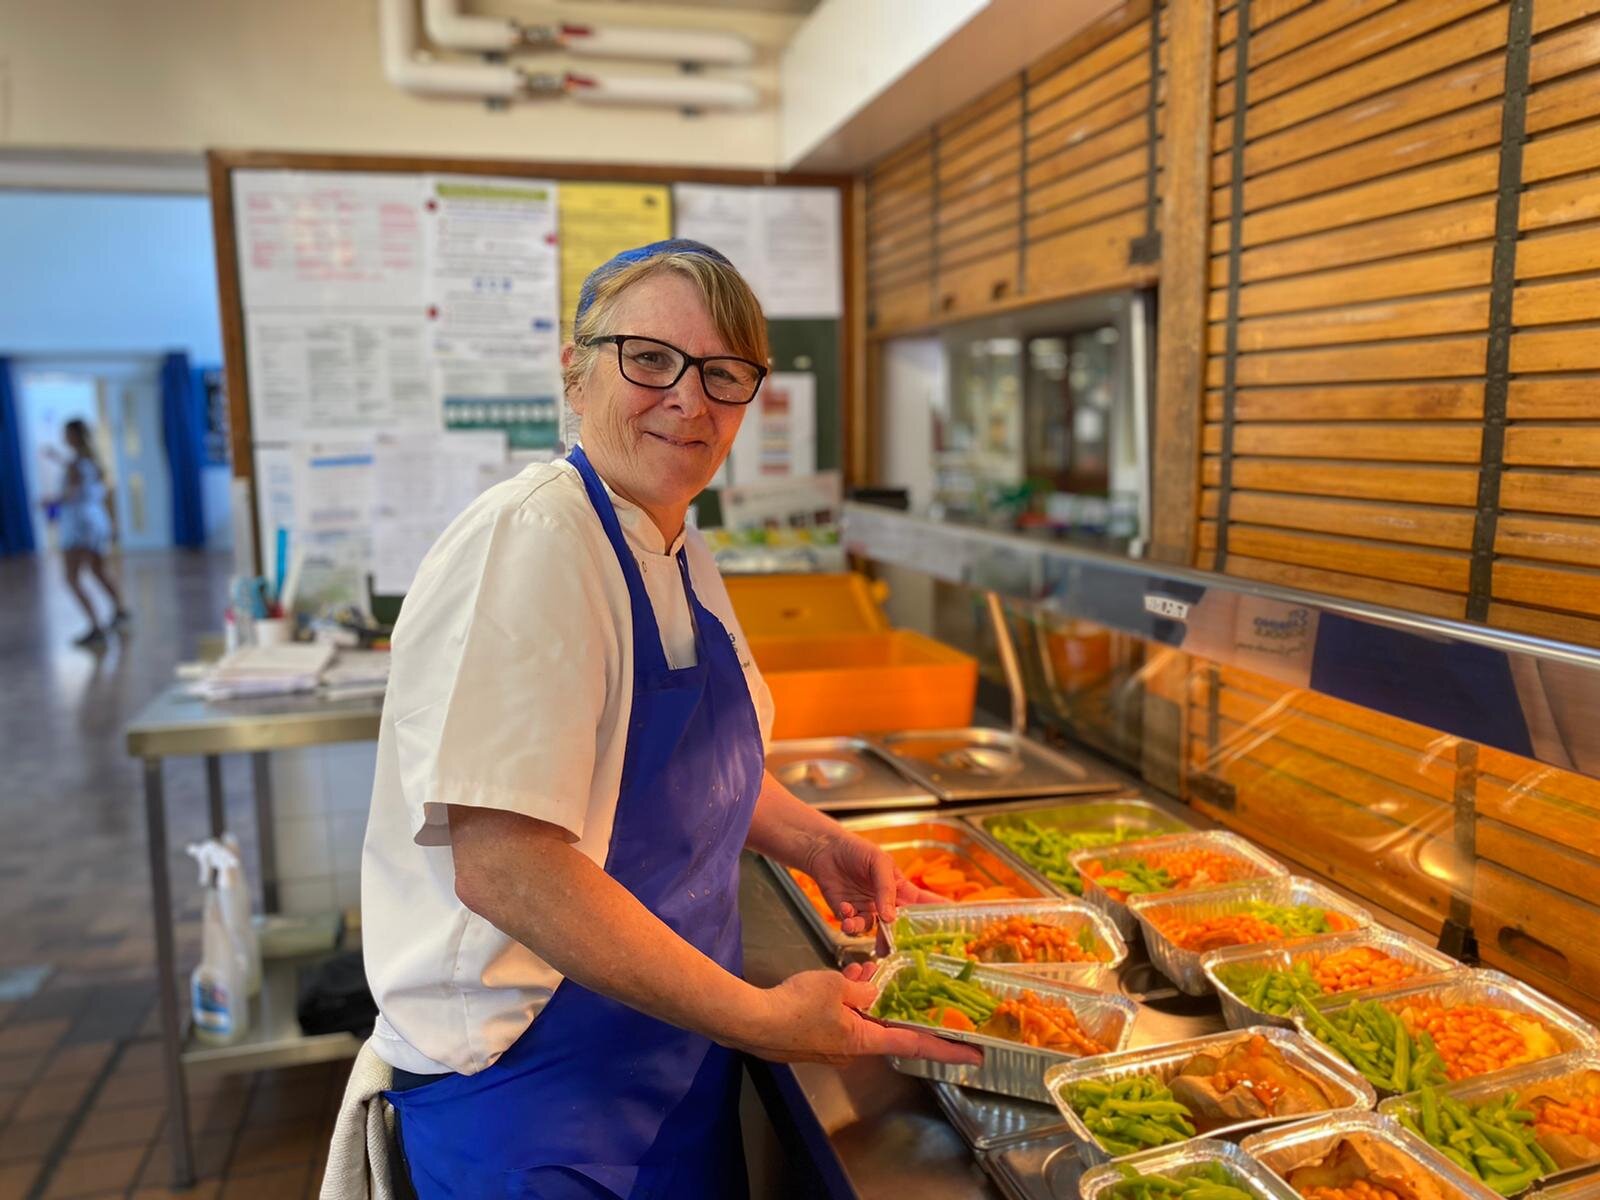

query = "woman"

[361,240,977,1198]
[48,419,128,647]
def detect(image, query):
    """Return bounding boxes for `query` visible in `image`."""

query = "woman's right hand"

[720,963,984,1068]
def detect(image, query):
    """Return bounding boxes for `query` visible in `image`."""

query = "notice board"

[207,149,855,599]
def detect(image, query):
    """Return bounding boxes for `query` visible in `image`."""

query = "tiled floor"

[0,550,342,1199]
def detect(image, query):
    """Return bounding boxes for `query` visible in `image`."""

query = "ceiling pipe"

[562,71,759,110]
[380,0,759,109]
[421,0,523,53]
[419,0,756,65]
[541,23,756,66]
[380,0,521,97]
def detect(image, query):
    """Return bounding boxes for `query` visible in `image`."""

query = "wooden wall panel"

[1197,0,1600,648]
[1491,3,1600,637]
[863,2,1163,335]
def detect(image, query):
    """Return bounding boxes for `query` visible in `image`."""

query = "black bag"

[296,951,377,1039]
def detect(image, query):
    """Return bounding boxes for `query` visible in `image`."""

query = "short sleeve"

[387,492,620,844]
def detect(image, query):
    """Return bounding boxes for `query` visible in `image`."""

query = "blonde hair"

[564,251,770,397]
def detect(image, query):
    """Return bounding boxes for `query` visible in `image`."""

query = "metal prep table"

[125,683,385,1188]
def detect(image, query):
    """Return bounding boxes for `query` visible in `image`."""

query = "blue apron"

[387,445,765,1198]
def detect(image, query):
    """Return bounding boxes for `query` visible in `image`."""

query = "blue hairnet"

[573,238,734,323]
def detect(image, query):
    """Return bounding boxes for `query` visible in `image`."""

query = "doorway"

[17,359,173,553]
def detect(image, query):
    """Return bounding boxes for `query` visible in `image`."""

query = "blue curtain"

[160,350,206,549]
[0,357,37,557]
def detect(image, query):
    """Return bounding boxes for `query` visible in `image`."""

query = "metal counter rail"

[841,502,1600,780]
[125,683,384,1188]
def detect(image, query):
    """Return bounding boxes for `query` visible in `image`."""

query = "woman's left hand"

[803,833,942,935]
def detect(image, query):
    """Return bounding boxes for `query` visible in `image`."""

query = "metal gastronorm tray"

[1071,830,1288,941]
[870,728,1125,801]
[1203,928,1462,1030]
[1130,876,1373,996]
[1240,1109,1501,1200]
[1045,1025,1378,1166]
[976,1130,1085,1200]
[870,952,1138,1105]
[764,811,1046,963]
[766,736,936,812]
[931,1082,1069,1151]
[882,897,1127,989]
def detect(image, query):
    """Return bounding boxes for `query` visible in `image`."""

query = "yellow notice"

[558,183,673,336]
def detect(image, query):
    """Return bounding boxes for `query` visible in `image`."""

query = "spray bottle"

[187,841,250,1045]
[218,833,263,995]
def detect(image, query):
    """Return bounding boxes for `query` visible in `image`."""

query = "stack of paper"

[320,649,391,698]
[197,643,336,700]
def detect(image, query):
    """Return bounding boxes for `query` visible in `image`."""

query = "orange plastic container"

[726,572,977,737]
[724,572,889,638]
[750,630,977,740]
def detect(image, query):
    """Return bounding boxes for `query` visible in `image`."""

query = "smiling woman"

[561,243,770,543]
[359,239,973,1199]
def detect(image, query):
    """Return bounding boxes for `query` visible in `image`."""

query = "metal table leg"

[205,754,226,838]
[144,757,195,1188]
[251,751,279,913]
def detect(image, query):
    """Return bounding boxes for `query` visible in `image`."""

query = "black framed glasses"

[583,335,768,406]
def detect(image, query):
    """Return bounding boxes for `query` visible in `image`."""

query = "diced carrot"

[939,1008,976,1032]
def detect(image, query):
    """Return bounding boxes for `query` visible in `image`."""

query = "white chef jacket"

[362,458,774,1076]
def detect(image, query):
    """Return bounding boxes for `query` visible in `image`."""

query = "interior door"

[101,368,172,551]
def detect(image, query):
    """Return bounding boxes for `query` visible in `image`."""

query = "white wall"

[878,335,944,515]
[778,0,986,167]
[0,0,797,168]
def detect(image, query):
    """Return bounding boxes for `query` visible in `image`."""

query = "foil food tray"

[1071,831,1288,941]
[1129,876,1374,996]
[869,952,1138,1105]
[882,897,1127,989]
[1079,1138,1302,1200]
[1240,1109,1502,1200]
[1203,928,1462,1031]
[766,736,937,812]
[1532,1170,1600,1199]
[1378,1049,1600,1191]
[764,811,1045,963]
[870,728,1126,801]
[963,796,1201,898]
[1303,969,1600,1096]
[1044,1025,1378,1166]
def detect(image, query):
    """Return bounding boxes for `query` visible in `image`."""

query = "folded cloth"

[320,1040,396,1200]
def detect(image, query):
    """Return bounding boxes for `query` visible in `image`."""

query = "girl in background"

[49,419,128,647]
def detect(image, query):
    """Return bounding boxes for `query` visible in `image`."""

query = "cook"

[361,239,979,1199]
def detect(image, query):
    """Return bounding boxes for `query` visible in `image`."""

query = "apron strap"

[565,445,671,679]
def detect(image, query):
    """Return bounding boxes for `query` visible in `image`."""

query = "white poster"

[672,184,843,319]
[370,430,508,594]
[425,176,564,450]
[253,445,299,590]
[251,440,377,614]
[672,184,763,286]
[244,312,435,442]
[758,188,843,319]
[720,471,842,532]
[728,371,816,486]
[234,171,427,312]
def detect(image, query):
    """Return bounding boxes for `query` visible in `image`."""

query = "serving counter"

[736,785,1447,1198]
